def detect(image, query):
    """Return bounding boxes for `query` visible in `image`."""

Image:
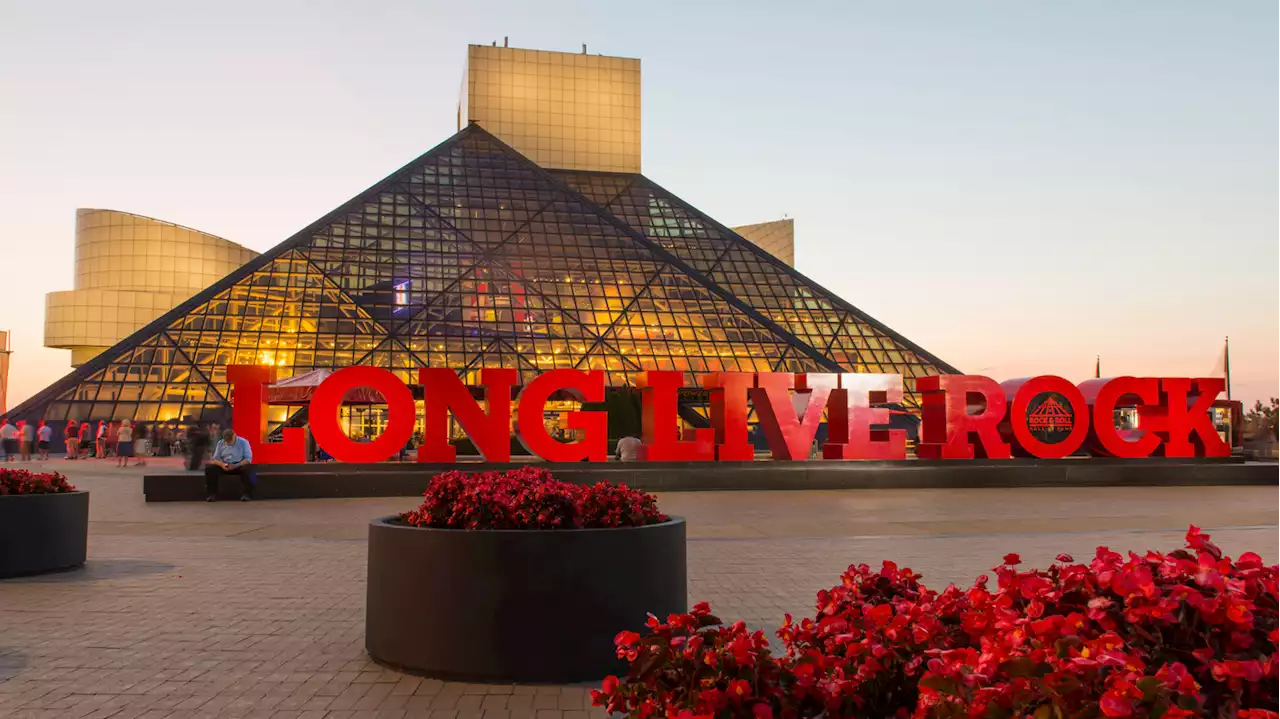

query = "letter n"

[419,368,516,462]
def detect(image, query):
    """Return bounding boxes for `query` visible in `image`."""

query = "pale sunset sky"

[0,1,1275,407]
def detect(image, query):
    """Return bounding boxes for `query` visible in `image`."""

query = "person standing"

[0,419,15,462]
[154,424,169,457]
[305,424,318,462]
[134,423,149,466]
[64,420,79,459]
[78,422,92,458]
[204,428,254,502]
[116,420,135,467]
[18,421,35,461]
[186,421,209,471]
[399,432,413,461]
[36,421,52,461]
[95,421,107,458]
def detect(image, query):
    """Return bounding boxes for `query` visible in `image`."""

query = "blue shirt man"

[205,429,254,502]
[212,432,253,466]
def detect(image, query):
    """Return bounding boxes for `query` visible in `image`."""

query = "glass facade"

[554,171,950,390]
[10,125,955,427]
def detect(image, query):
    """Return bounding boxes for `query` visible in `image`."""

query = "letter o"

[309,367,415,463]
[1010,376,1088,459]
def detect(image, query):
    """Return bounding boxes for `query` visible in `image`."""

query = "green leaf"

[1033,705,1054,719]
[1000,657,1041,678]
[919,675,961,697]
[1137,677,1162,701]
[634,648,666,679]
[1055,636,1082,659]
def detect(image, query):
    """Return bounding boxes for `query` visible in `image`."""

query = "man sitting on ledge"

[205,428,254,502]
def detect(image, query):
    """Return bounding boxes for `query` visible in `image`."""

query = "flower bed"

[0,468,87,578]
[594,526,1277,719]
[366,468,686,682]
[0,468,75,495]
[396,466,667,529]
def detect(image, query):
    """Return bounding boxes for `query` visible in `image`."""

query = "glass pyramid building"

[10,125,956,427]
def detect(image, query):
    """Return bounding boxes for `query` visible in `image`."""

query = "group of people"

[55,419,153,467]
[0,418,229,469]
[0,419,54,462]
[0,415,255,502]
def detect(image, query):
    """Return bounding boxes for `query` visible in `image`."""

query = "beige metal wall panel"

[730,218,794,266]
[45,288,194,350]
[72,209,257,292]
[68,347,108,368]
[462,45,641,173]
[43,209,260,366]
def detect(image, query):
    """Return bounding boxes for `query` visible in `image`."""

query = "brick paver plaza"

[1,458,1276,718]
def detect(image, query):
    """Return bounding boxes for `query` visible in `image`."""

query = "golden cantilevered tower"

[459,44,641,173]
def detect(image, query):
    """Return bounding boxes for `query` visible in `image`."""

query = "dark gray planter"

[0,491,88,578]
[366,516,687,683]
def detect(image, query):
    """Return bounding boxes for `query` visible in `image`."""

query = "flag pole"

[1095,355,1100,379]
[1224,336,1231,401]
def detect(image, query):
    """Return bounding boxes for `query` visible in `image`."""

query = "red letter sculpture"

[1136,378,1230,458]
[917,375,1012,459]
[1082,377,1160,458]
[1004,376,1089,459]
[636,371,714,461]
[703,372,755,461]
[309,366,415,463]
[419,368,517,462]
[228,364,305,464]
[823,373,906,460]
[515,369,608,462]
[751,373,835,460]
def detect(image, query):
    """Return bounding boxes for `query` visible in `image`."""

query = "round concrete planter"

[366,516,687,682]
[0,491,89,578]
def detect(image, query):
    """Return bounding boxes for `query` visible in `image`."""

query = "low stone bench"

[145,467,420,502]
[142,458,1275,502]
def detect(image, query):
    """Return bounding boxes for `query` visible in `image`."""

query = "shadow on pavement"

[1,558,175,583]
[0,650,26,681]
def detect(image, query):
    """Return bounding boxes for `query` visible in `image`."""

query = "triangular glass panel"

[397,265,601,345]
[303,197,489,320]
[551,170,636,208]
[597,274,795,385]
[574,342,643,388]
[595,180,732,274]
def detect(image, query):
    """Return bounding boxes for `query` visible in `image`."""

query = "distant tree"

[1245,397,1278,439]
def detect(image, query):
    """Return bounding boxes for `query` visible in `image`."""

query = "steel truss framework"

[11,125,956,425]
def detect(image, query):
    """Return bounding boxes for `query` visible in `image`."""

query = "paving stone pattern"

[1,458,1276,718]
